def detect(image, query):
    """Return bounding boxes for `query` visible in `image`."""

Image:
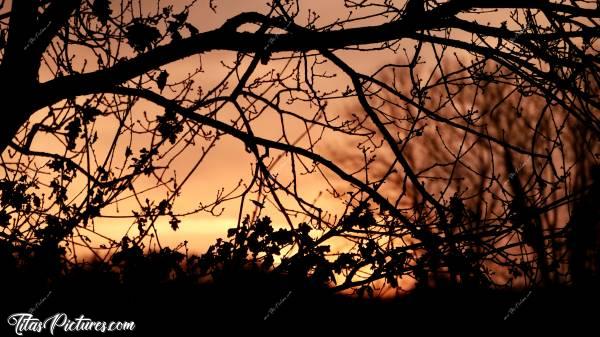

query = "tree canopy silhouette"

[0,0,600,297]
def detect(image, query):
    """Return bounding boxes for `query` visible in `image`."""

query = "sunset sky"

[52,0,418,255]
[0,0,595,309]
[3,1,575,289]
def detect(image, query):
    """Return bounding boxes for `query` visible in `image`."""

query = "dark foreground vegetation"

[1,237,598,336]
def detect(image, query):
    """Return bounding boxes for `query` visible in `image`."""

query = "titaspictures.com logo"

[7,312,135,335]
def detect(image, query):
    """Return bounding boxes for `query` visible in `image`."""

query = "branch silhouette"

[0,0,599,302]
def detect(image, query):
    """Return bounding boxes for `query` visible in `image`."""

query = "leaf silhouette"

[169,215,180,231]
[125,21,161,52]
[92,0,112,25]
[156,109,183,144]
[156,70,169,92]
[65,117,82,150]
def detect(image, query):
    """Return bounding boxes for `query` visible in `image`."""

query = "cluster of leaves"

[341,211,414,294]
[36,215,76,247]
[125,19,161,53]
[123,6,199,53]
[128,147,159,176]
[133,198,181,233]
[63,104,102,151]
[191,211,430,296]
[156,108,184,144]
[78,104,103,124]
[111,237,185,284]
[47,159,77,206]
[0,178,73,283]
[64,117,81,150]
[196,216,295,276]
[196,215,401,292]
[0,177,41,224]
[91,0,112,25]
[164,9,199,41]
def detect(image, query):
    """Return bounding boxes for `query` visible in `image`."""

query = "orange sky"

[62,0,418,255]
[103,0,492,253]
[3,1,575,293]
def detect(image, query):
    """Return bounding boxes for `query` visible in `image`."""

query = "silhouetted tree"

[0,0,599,296]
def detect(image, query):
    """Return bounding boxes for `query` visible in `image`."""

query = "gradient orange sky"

[15,0,541,267]
[56,0,417,255]
[0,0,586,297]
